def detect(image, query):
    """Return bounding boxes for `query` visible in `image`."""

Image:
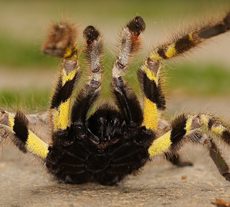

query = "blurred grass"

[0,35,57,68]
[0,35,230,112]
[167,64,230,96]
[1,63,230,112]
[0,0,230,111]
[0,89,50,112]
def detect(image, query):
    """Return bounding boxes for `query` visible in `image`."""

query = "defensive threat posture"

[0,13,230,186]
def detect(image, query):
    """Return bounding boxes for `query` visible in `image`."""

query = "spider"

[0,13,230,186]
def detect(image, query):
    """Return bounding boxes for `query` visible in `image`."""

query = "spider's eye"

[112,118,120,126]
[99,117,105,124]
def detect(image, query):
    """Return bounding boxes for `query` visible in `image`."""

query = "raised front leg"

[112,16,145,125]
[139,11,230,131]
[43,22,81,132]
[165,152,193,167]
[71,25,103,124]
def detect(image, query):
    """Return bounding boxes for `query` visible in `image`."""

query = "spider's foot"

[43,22,76,58]
[175,161,193,168]
[223,172,230,181]
[83,25,100,45]
[127,16,145,35]
[165,152,193,168]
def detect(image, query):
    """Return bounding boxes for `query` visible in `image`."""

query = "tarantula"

[0,13,230,186]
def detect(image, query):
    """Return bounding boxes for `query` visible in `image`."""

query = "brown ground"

[1,143,230,207]
[1,96,230,207]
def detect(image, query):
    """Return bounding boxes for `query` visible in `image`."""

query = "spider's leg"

[208,139,230,180]
[0,110,49,159]
[159,119,193,167]
[147,11,230,61]
[71,26,102,123]
[148,113,230,181]
[140,11,230,131]
[112,16,145,125]
[43,22,81,131]
[138,57,165,131]
[165,152,193,167]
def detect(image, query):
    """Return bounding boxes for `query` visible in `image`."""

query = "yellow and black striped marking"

[148,12,230,62]
[139,58,165,131]
[51,67,79,109]
[51,54,80,131]
[140,12,230,132]
[42,21,80,131]
[138,69,165,110]
[148,113,230,180]
[8,111,49,159]
[148,113,230,157]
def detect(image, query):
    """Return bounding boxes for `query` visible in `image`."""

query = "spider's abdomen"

[46,125,154,186]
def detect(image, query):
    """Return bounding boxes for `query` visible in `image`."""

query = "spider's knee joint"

[88,79,101,90]
[63,58,78,74]
[145,58,161,76]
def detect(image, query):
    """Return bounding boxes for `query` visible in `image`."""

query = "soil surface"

[1,144,230,207]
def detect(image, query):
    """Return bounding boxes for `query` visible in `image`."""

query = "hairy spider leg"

[45,22,81,131]
[148,113,230,181]
[140,11,230,132]
[138,58,165,131]
[112,16,145,125]
[138,59,191,166]
[71,26,102,124]
[50,49,80,131]
[0,111,49,159]
[149,12,230,62]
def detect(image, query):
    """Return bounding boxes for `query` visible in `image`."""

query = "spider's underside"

[0,13,230,186]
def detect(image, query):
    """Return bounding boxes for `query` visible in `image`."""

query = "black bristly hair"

[47,104,155,185]
[127,16,146,36]
[83,25,100,44]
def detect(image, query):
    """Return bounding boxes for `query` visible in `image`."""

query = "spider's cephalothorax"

[1,13,230,186]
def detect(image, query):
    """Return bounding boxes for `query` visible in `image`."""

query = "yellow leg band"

[165,44,177,58]
[62,68,78,85]
[26,132,49,159]
[148,131,172,157]
[53,99,71,131]
[143,98,158,130]
[8,113,49,159]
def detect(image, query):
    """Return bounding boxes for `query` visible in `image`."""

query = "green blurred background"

[0,0,230,116]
